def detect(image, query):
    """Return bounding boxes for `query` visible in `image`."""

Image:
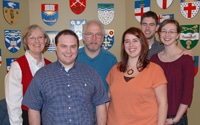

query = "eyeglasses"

[28,36,44,41]
[160,30,177,35]
[84,32,103,38]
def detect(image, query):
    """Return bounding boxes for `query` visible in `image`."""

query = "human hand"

[165,118,174,125]
[181,50,194,57]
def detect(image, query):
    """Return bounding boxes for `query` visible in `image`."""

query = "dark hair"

[118,27,149,72]
[22,24,50,51]
[55,29,79,48]
[141,11,158,25]
[158,19,180,33]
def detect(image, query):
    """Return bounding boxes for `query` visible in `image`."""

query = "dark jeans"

[22,110,29,125]
[167,113,188,125]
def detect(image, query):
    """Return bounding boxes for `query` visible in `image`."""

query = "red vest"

[16,55,51,110]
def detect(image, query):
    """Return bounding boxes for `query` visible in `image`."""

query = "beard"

[85,43,101,52]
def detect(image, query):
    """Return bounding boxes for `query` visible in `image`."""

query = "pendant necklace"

[127,68,134,75]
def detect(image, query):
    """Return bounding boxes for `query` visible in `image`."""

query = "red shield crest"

[70,0,86,15]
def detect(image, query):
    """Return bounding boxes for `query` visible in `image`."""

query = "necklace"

[127,69,134,75]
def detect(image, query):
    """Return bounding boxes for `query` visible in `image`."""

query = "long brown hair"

[118,27,149,72]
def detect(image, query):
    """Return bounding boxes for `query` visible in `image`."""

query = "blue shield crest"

[70,19,86,40]
[102,29,114,50]
[46,31,59,52]
[157,14,174,24]
[6,58,17,72]
[194,56,199,76]
[134,0,150,22]
[4,30,21,53]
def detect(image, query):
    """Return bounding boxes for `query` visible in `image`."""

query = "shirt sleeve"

[182,56,194,105]
[5,61,23,125]
[92,70,110,106]
[22,72,44,111]
[151,63,167,88]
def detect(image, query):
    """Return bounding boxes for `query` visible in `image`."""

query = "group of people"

[4,11,194,125]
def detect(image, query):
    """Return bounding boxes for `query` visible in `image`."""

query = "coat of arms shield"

[180,24,199,50]
[194,56,199,76]
[4,30,21,53]
[156,0,174,9]
[3,1,20,24]
[180,0,200,19]
[102,29,114,50]
[41,4,58,26]
[134,0,150,22]
[98,3,114,25]
[70,0,86,15]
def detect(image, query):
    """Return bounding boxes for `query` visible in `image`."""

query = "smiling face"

[140,17,158,40]
[27,27,47,56]
[55,34,78,68]
[82,22,104,53]
[124,34,142,59]
[159,23,180,46]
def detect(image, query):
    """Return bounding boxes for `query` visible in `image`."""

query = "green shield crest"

[180,24,199,50]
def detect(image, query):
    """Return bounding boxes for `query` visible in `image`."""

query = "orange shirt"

[106,62,167,125]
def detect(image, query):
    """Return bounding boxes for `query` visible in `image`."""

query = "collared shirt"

[5,51,45,125]
[77,48,117,91]
[22,61,109,125]
[148,40,164,59]
[26,51,44,76]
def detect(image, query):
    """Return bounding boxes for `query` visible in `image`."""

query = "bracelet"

[172,118,176,125]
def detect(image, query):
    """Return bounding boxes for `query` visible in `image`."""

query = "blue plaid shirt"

[22,61,109,125]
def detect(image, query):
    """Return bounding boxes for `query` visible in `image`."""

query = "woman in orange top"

[106,27,168,125]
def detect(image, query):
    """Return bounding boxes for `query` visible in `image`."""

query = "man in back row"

[140,11,164,59]
[77,20,117,92]
[140,11,193,59]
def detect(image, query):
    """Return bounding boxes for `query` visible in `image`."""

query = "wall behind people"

[125,1,200,125]
[28,0,125,62]
[0,0,125,99]
[0,0,29,99]
[0,0,199,124]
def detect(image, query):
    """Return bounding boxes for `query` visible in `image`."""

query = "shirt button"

[68,95,71,98]
[68,107,71,109]
[67,74,69,76]
[67,84,70,87]
[69,119,72,122]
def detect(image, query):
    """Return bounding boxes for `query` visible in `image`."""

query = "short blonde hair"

[22,24,50,51]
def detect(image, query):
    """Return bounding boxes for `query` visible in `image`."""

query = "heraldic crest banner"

[41,4,58,26]
[70,0,86,15]
[134,0,150,22]
[180,0,200,19]
[98,3,114,25]
[3,1,20,25]
[4,30,21,53]
[180,24,199,50]
[156,0,174,9]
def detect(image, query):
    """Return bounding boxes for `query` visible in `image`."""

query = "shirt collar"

[25,50,44,66]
